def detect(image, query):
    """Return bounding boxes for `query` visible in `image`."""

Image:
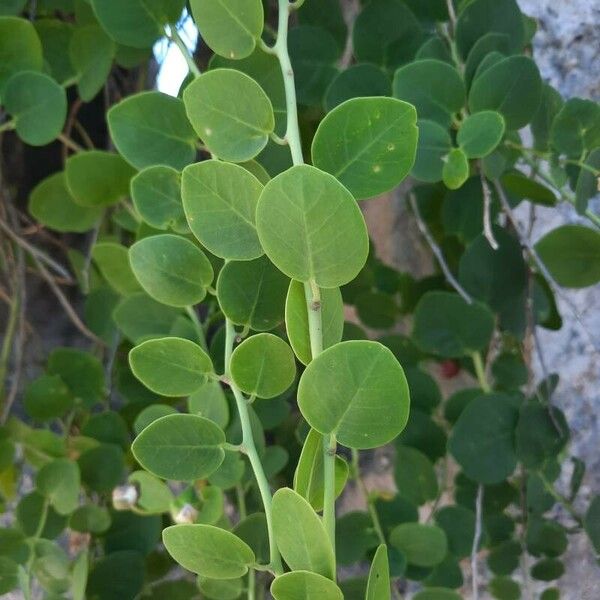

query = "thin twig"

[410,193,474,304]
[481,172,499,249]
[30,253,103,345]
[471,484,484,600]
[493,179,600,353]
[0,218,74,283]
[57,132,84,153]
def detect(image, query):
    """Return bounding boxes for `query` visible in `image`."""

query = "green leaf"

[47,347,105,408]
[209,47,286,137]
[69,505,111,534]
[469,56,542,130]
[230,333,296,399]
[129,234,213,307]
[108,91,196,170]
[336,511,379,562]
[272,488,335,578]
[394,446,438,506]
[29,173,102,233]
[216,256,289,331]
[36,459,80,515]
[0,16,43,93]
[129,337,212,396]
[128,470,173,513]
[584,496,600,555]
[70,25,115,102]
[311,97,418,200]
[113,293,182,343]
[132,414,225,481]
[256,164,368,288]
[411,120,452,183]
[133,404,178,435]
[285,280,344,365]
[390,523,448,567]
[271,571,343,600]
[293,428,349,512]
[550,98,600,158]
[90,0,185,48]
[34,19,76,84]
[92,242,141,296]
[78,444,125,493]
[24,374,73,421]
[66,151,135,207]
[183,69,274,162]
[535,225,600,288]
[463,32,512,89]
[198,576,243,600]
[288,25,339,107]
[352,0,422,68]
[501,170,557,207]
[182,160,264,259]
[530,558,564,582]
[458,111,506,158]
[299,0,347,51]
[413,589,462,600]
[131,165,187,232]
[366,545,390,600]
[442,147,469,190]
[393,60,465,128]
[190,0,263,60]
[163,524,254,578]
[324,64,390,111]
[188,380,230,429]
[3,70,66,146]
[455,0,524,59]
[449,394,519,484]
[412,291,495,358]
[87,551,145,600]
[298,340,410,449]
[489,576,521,600]
[434,506,476,559]
[575,148,600,214]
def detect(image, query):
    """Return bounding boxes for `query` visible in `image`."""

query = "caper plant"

[1,0,600,599]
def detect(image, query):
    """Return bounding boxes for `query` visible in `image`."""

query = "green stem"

[167,26,201,78]
[237,484,255,600]
[225,320,283,575]
[185,306,208,351]
[0,283,20,410]
[0,120,15,133]
[303,281,323,359]
[539,472,583,526]
[471,352,491,393]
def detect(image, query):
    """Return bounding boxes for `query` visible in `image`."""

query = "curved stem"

[471,351,491,393]
[167,26,201,78]
[225,320,283,575]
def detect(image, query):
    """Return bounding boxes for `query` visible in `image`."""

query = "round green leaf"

[411,120,452,183]
[458,111,506,158]
[285,280,344,365]
[550,98,600,158]
[216,256,289,331]
[272,488,335,579]
[256,164,368,288]
[390,523,448,567]
[182,160,264,260]
[129,234,213,307]
[87,551,144,600]
[133,404,178,435]
[108,91,196,170]
[129,337,213,396]
[230,333,296,399]
[0,16,43,93]
[324,63,391,111]
[29,173,102,233]
[393,60,465,128]
[132,414,225,481]
[183,69,274,162]
[70,25,115,102]
[36,458,80,516]
[463,32,512,89]
[90,0,185,48]
[535,225,600,289]
[469,56,542,130]
[190,0,263,60]
[489,576,521,600]
[163,524,254,578]
[78,444,125,493]
[449,394,519,484]
[584,496,600,556]
[198,576,243,600]
[3,71,66,146]
[34,19,76,84]
[298,340,410,449]
[128,470,174,513]
[69,505,111,534]
[66,151,135,207]
[413,589,462,600]
[434,506,476,559]
[412,291,495,358]
[271,571,343,600]
[442,147,469,190]
[311,97,418,200]
[92,242,141,296]
[24,374,73,422]
[455,0,524,59]
[394,446,438,506]
[131,165,187,232]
